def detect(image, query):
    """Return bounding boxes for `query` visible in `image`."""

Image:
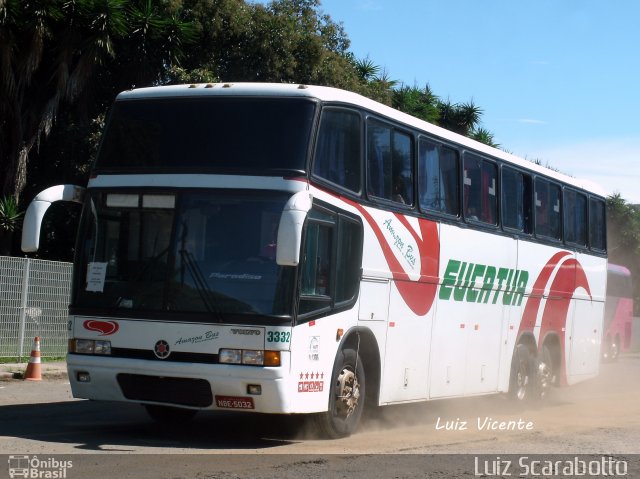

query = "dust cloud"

[350,355,640,454]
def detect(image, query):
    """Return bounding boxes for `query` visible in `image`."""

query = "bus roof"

[117,83,607,197]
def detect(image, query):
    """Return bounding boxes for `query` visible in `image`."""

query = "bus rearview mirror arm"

[276,191,312,267]
[21,184,86,253]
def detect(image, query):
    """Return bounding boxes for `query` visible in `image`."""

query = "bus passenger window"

[564,189,587,246]
[502,167,532,233]
[367,121,413,206]
[418,139,460,216]
[313,109,361,193]
[463,154,497,225]
[589,198,607,251]
[535,179,561,240]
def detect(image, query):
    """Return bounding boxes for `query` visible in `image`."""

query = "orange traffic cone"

[24,336,42,381]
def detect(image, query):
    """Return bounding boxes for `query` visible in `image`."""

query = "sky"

[310,0,640,203]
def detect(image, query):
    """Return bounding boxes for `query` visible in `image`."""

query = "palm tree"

[470,127,500,148]
[437,99,482,136]
[0,196,23,255]
[392,84,439,124]
[354,56,380,81]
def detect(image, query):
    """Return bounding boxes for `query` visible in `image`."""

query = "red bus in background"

[603,263,634,360]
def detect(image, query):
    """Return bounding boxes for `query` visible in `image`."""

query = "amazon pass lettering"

[382,218,416,270]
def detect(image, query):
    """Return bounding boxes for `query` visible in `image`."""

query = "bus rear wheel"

[314,348,365,438]
[537,345,555,400]
[610,336,620,361]
[603,336,619,361]
[509,344,535,401]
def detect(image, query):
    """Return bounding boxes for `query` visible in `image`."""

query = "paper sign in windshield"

[86,262,108,292]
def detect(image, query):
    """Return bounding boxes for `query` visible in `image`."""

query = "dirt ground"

[1,355,639,477]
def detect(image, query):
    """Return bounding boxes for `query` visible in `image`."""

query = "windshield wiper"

[179,249,225,322]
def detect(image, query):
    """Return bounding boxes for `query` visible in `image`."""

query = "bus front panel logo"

[83,320,119,336]
[154,340,171,359]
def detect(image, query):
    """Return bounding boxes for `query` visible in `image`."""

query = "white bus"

[22,83,607,438]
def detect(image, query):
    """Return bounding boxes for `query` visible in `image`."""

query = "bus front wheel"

[314,348,365,438]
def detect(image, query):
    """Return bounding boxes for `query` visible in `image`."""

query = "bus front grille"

[117,374,213,407]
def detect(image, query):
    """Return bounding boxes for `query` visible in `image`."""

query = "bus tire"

[314,348,365,438]
[509,344,535,402]
[610,336,620,361]
[603,336,619,361]
[145,405,198,424]
[537,345,555,401]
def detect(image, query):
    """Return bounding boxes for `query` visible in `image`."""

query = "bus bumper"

[67,353,298,414]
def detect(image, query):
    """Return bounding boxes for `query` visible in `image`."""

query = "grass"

[0,356,66,364]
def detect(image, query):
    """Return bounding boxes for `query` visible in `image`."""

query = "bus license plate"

[215,395,255,409]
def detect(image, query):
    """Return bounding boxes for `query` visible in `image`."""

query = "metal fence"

[0,256,72,360]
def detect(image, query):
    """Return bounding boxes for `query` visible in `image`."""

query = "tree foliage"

[607,193,640,314]
[178,0,358,87]
[0,0,195,202]
[9,0,637,290]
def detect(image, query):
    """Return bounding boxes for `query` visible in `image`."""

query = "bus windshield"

[95,97,316,173]
[73,190,295,320]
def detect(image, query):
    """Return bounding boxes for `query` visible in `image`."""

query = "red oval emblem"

[83,320,120,336]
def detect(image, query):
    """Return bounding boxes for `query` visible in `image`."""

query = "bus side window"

[589,198,607,251]
[312,109,361,193]
[463,154,497,225]
[463,156,480,221]
[367,122,391,199]
[298,208,363,318]
[564,189,587,246]
[502,167,532,233]
[367,120,413,206]
[535,178,561,241]
[418,139,460,216]
[299,215,334,315]
[392,132,413,205]
[335,217,363,304]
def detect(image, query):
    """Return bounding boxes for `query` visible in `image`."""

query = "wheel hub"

[516,365,528,401]
[538,360,552,398]
[336,368,360,418]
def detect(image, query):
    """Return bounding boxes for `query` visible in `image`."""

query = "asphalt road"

[1,356,639,478]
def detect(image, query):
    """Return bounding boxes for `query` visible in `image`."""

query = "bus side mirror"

[276,191,312,267]
[21,184,86,253]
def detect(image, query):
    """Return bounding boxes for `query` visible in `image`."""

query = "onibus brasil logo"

[8,455,73,478]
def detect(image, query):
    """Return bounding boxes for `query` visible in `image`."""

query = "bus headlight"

[242,350,264,365]
[219,349,280,367]
[219,348,242,364]
[69,338,112,355]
